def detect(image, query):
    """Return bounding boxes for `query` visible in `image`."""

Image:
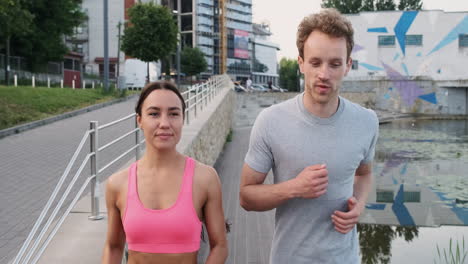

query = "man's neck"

[303,94,340,118]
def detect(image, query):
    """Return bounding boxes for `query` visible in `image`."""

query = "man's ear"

[344,57,352,76]
[298,55,304,74]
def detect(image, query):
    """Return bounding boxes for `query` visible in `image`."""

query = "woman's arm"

[101,174,126,264]
[203,167,228,264]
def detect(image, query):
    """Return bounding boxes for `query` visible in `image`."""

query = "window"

[352,60,358,70]
[64,59,74,70]
[459,34,468,47]
[376,190,394,203]
[99,63,116,78]
[378,35,395,46]
[405,35,422,46]
[73,44,83,54]
[403,191,421,202]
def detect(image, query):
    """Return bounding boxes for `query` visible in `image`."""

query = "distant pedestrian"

[267,80,273,90]
[246,77,252,91]
[239,8,379,264]
[102,81,228,263]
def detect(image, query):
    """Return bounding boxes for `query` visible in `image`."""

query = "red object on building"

[63,52,83,88]
[94,57,119,79]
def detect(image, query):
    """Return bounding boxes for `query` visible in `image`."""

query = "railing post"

[194,86,198,118]
[135,117,141,160]
[89,121,103,220]
[205,84,208,107]
[186,91,191,125]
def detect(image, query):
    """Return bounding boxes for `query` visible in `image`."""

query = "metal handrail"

[12,74,232,264]
[12,130,91,264]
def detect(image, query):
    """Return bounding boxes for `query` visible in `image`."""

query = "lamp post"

[176,0,181,87]
[103,0,109,92]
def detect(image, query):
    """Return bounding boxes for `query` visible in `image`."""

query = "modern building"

[67,0,280,87]
[67,0,125,81]
[173,0,254,80]
[251,23,280,86]
[343,10,468,115]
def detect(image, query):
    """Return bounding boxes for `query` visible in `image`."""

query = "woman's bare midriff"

[127,250,198,264]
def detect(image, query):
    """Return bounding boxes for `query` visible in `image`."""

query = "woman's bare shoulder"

[193,160,220,187]
[106,166,130,193]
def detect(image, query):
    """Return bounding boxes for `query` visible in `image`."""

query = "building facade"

[344,10,468,115]
[251,23,280,86]
[68,0,280,87]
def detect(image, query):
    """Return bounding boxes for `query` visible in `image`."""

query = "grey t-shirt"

[245,93,379,264]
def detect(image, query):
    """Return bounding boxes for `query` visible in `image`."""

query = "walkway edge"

[0,93,139,139]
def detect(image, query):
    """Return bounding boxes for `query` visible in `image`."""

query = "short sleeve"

[244,109,274,173]
[361,111,379,165]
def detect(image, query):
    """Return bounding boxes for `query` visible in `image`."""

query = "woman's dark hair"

[135,81,186,117]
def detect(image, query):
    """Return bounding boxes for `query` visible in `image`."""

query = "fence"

[11,74,231,264]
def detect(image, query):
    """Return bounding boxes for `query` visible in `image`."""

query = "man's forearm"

[240,181,294,211]
[353,172,373,212]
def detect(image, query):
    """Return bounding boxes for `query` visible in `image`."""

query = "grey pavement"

[1,96,140,263]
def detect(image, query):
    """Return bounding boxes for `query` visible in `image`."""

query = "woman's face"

[137,89,184,151]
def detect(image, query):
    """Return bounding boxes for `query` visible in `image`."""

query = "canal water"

[359,119,468,263]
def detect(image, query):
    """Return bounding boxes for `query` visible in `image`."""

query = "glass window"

[459,34,468,47]
[376,190,394,203]
[405,35,422,46]
[64,59,74,70]
[403,191,421,202]
[378,35,395,46]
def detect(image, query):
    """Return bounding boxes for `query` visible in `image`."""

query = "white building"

[346,10,468,80]
[343,10,468,115]
[251,23,280,86]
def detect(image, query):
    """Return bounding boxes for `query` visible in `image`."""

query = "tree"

[279,58,300,92]
[11,0,85,72]
[121,2,178,84]
[322,0,363,14]
[398,0,423,10]
[0,0,33,85]
[361,0,375,11]
[322,0,403,12]
[375,0,396,10]
[180,46,207,83]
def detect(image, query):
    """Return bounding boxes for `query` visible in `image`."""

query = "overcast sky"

[252,0,468,61]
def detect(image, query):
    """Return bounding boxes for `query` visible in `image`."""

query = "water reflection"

[362,119,468,227]
[358,224,419,264]
[358,119,468,263]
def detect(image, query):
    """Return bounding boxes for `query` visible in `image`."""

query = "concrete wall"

[343,78,467,115]
[181,88,236,166]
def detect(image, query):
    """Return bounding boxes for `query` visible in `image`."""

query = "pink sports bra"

[122,157,202,253]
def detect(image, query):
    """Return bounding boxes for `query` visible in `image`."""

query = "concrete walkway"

[1,96,140,263]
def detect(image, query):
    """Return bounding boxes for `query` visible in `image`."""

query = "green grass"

[0,85,132,130]
[434,237,467,264]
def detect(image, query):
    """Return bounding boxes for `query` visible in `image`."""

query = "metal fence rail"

[12,74,232,264]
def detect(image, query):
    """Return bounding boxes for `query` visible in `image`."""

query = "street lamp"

[176,0,181,87]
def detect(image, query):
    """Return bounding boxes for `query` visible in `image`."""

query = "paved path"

[0,96,139,263]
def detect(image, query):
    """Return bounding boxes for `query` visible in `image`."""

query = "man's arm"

[239,163,329,212]
[331,163,373,234]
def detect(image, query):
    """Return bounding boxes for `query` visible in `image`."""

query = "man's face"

[298,30,351,105]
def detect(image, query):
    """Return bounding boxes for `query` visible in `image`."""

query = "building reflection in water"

[357,119,468,263]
